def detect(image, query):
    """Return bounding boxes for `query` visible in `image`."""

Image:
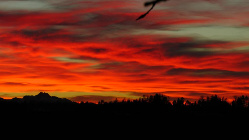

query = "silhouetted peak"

[22,92,72,104]
[36,92,51,99]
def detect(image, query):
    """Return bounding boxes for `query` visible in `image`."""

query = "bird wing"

[144,1,154,7]
[136,4,156,21]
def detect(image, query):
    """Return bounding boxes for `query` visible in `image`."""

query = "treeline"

[99,93,249,108]
[1,92,249,119]
[96,94,249,115]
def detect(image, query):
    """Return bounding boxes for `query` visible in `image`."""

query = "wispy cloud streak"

[0,0,248,102]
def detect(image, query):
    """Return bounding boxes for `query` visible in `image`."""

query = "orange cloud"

[0,0,249,103]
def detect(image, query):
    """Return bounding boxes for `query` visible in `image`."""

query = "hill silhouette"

[22,92,72,103]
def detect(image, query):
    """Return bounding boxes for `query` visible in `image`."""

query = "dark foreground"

[1,92,249,130]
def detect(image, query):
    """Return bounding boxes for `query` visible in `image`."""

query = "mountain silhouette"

[36,92,51,98]
[22,92,72,103]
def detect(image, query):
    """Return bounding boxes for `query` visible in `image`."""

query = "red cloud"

[0,0,249,102]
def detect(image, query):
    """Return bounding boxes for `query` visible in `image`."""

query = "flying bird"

[136,0,168,21]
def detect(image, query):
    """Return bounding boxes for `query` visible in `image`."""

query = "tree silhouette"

[232,95,249,108]
[173,97,185,107]
[1,92,249,122]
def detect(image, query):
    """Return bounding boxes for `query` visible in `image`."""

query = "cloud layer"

[0,0,249,102]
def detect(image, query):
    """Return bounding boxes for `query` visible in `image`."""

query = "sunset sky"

[0,0,249,103]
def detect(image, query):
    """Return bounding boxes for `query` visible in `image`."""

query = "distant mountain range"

[1,92,72,104]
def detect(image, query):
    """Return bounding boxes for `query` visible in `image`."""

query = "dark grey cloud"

[0,82,28,86]
[125,77,160,83]
[177,80,232,84]
[11,28,85,43]
[20,28,60,37]
[229,86,249,90]
[38,84,57,87]
[93,61,171,73]
[166,68,249,77]
[162,40,227,57]
[76,47,110,54]
[90,86,111,90]
[69,95,117,103]
[187,92,210,97]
